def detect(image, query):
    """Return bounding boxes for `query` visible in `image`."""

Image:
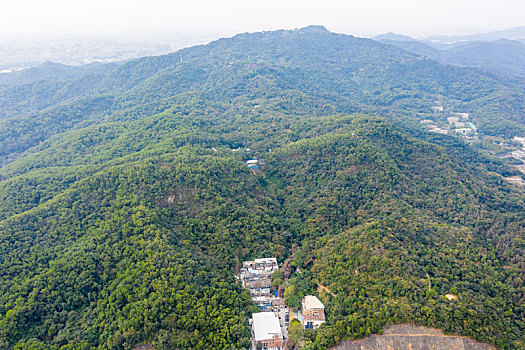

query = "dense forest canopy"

[0,26,523,349]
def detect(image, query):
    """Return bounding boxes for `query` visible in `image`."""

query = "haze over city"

[2,0,525,39]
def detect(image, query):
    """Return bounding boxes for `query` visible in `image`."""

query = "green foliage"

[0,27,523,350]
[2,26,525,167]
[271,270,284,288]
[0,111,523,349]
[287,320,304,350]
[266,123,524,348]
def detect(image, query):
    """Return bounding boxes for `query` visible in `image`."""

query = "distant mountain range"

[425,26,525,44]
[374,26,525,45]
[374,32,419,42]
[374,27,525,77]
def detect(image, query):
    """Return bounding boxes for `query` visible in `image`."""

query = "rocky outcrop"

[332,324,496,350]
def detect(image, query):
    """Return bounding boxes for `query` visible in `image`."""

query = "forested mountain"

[2,25,525,156]
[377,36,525,78]
[0,26,524,350]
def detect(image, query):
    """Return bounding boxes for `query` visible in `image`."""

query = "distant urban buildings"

[0,34,214,69]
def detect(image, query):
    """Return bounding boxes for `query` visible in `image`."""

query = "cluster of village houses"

[422,108,524,185]
[239,258,326,350]
[422,107,476,136]
[504,136,525,185]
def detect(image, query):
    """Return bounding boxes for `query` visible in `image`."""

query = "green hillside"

[2,26,525,164]
[0,27,524,349]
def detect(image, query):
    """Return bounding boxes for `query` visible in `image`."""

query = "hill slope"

[333,324,495,350]
[1,25,525,165]
[0,27,523,350]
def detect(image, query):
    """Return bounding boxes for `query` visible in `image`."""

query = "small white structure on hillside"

[514,137,525,147]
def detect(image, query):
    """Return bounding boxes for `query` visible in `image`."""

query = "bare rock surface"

[332,324,496,350]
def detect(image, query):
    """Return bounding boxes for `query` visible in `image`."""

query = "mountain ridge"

[2,26,525,168]
[0,26,523,350]
[426,26,525,43]
[376,35,525,77]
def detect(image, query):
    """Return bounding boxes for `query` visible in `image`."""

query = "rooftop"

[252,312,282,342]
[254,257,277,264]
[303,295,324,310]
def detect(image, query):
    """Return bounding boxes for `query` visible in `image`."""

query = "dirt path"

[317,282,336,297]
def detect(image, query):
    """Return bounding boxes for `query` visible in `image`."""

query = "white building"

[455,128,472,135]
[447,117,459,124]
[514,136,525,146]
[455,113,469,119]
[512,150,525,159]
[252,312,284,350]
[429,127,448,134]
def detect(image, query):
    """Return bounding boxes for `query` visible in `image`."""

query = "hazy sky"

[2,0,524,39]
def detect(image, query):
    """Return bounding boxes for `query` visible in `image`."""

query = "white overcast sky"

[1,0,524,39]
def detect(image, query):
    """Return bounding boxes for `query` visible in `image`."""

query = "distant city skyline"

[1,0,524,39]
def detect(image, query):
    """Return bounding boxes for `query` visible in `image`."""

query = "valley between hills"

[0,26,523,349]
